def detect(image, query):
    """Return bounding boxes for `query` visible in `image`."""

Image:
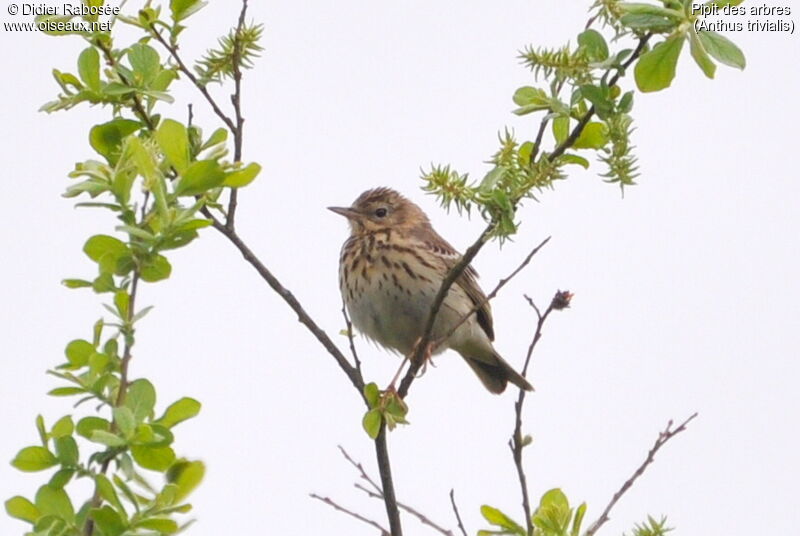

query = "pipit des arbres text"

[330,188,532,394]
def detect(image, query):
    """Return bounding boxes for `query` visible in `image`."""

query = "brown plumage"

[329,187,532,394]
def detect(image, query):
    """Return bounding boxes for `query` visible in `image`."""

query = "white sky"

[1,1,798,535]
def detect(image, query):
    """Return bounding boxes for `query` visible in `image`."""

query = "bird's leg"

[386,355,409,392]
[385,337,436,390]
[410,336,436,376]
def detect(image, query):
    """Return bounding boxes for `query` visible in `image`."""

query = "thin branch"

[310,493,390,536]
[213,226,364,393]
[342,303,362,374]
[341,446,455,536]
[584,412,699,536]
[431,236,551,351]
[339,445,383,494]
[397,224,494,398]
[449,489,468,536]
[149,27,237,133]
[226,0,249,229]
[373,427,403,535]
[510,291,572,536]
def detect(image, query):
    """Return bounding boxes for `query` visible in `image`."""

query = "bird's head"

[328,187,429,235]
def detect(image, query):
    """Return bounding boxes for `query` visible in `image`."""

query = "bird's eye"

[374,207,388,218]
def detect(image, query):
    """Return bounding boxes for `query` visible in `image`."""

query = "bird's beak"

[327,206,359,220]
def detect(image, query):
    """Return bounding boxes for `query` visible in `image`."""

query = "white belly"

[342,259,475,356]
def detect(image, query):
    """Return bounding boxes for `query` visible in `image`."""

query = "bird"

[329,187,532,394]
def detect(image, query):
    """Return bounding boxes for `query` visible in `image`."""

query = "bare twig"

[149,28,237,133]
[449,489,468,536]
[431,236,551,351]
[341,446,455,536]
[339,445,382,493]
[214,226,363,392]
[342,303,362,373]
[310,493,390,535]
[584,413,699,536]
[226,0,249,229]
[509,291,570,535]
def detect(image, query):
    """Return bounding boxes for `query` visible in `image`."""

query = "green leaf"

[36,415,48,446]
[48,469,74,489]
[125,379,157,421]
[35,485,75,522]
[480,505,525,534]
[166,460,205,502]
[552,116,569,145]
[155,397,201,428]
[78,47,101,92]
[137,518,179,533]
[127,137,169,217]
[174,160,226,196]
[11,447,58,472]
[170,0,208,21]
[93,272,117,293]
[131,445,176,472]
[697,30,745,69]
[578,29,608,61]
[83,235,131,275]
[571,502,587,536]
[618,91,634,113]
[479,166,506,191]
[573,122,608,149]
[157,119,191,173]
[5,496,41,523]
[634,35,685,92]
[95,474,125,513]
[62,278,93,289]
[140,253,172,282]
[65,339,94,368]
[540,488,569,509]
[223,162,262,188]
[363,383,380,408]
[619,13,675,32]
[76,416,110,439]
[90,119,142,165]
[90,506,126,536]
[113,407,136,438]
[362,408,382,439]
[200,127,227,151]
[689,30,716,78]
[48,386,85,397]
[55,437,79,466]
[50,416,74,438]
[512,86,548,107]
[90,430,127,447]
[518,141,534,167]
[114,290,130,319]
[561,154,590,169]
[128,44,161,85]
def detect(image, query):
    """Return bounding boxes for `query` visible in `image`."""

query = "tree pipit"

[329,188,532,394]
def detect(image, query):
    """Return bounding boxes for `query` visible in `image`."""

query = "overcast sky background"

[1,1,798,534]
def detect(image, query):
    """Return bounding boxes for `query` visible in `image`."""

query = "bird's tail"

[462,351,534,394]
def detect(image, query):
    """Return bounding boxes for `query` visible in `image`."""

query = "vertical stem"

[85,271,141,536]
[374,425,403,536]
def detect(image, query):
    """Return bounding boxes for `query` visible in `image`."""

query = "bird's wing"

[423,232,495,341]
